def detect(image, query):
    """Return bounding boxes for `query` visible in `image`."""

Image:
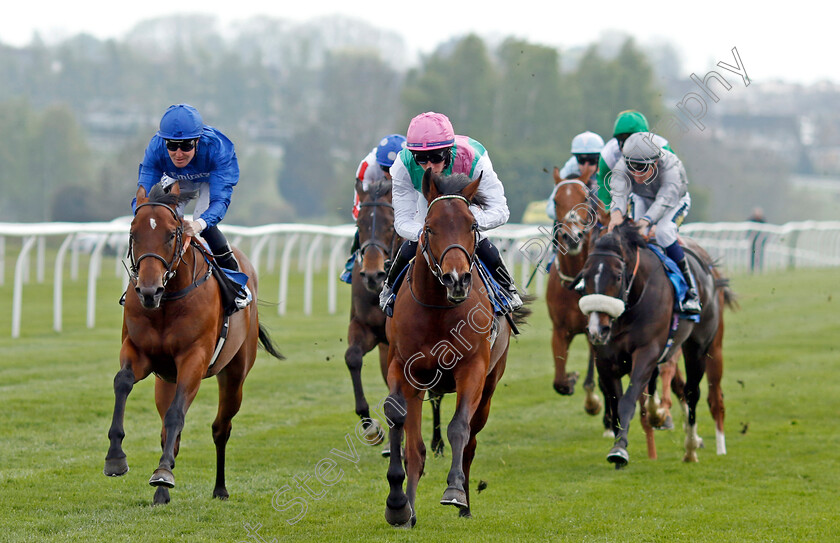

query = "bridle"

[552,179,592,282]
[420,195,479,285]
[588,246,641,305]
[358,200,396,260]
[128,202,185,287]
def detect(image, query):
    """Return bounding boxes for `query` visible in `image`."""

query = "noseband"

[421,195,479,285]
[128,202,185,286]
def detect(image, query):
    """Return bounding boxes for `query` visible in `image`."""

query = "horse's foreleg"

[582,346,603,417]
[383,375,413,528]
[429,393,445,457]
[104,343,152,477]
[552,328,579,395]
[149,363,203,499]
[599,372,620,439]
[345,322,383,443]
[608,347,659,468]
[442,368,485,510]
[403,388,426,522]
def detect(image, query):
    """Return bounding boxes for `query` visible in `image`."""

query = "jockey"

[378,111,522,316]
[546,130,604,220]
[607,132,701,314]
[341,134,406,284]
[597,110,672,210]
[132,103,250,309]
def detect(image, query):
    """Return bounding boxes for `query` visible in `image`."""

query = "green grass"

[0,253,838,542]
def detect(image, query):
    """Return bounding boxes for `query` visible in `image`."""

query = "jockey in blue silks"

[132,103,250,309]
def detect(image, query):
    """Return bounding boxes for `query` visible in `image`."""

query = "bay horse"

[103,182,284,504]
[546,172,681,436]
[344,179,396,449]
[383,170,528,527]
[577,221,735,467]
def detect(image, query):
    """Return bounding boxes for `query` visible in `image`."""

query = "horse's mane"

[432,173,488,207]
[594,222,647,254]
[147,183,196,211]
[366,179,392,201]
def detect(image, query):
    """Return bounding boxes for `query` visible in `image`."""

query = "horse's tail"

[258,323,285,360]
[512,293,537,326]
[713,276,739,311]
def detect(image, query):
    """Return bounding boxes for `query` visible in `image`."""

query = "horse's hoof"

[153,486,170,505]
[362,420,385,446]
[654,414,674,431]
[458,508,472,518]
[603,429,615,438]
[385,502,414,528]
[607,446,629,467]
[149,468,175,488]
[431,441,445,458]
[683,451,699,463]
[213,487,229,500]
[103,456,129,477]
[584,398,603,416]
[440,486,468,508]
[553,372,579,396]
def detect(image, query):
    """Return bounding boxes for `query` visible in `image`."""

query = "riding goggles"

[626,159,656,172]
[575,154,600,166]
[165,139,198,152]
[412,149,448,165]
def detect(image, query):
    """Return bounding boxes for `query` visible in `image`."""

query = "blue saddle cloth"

[647,244,700,323]
[475,259,514,316]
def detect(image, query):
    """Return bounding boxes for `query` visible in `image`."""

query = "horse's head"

[552,178,594,256]
[577,222,645,344]
[129,182,190,309]
[420,169,482,304]
[355,179,395,293]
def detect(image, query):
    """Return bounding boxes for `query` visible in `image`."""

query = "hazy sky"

[2,1,832,85]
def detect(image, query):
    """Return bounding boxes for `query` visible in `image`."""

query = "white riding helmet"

[570,131,605,154]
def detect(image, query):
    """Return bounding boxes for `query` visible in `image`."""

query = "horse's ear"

[135,185,148,205]
[462,172,482,202]
[169,181,181,196]
[421,168,440,202]
[553,166,563,185]
[354,178,366,198]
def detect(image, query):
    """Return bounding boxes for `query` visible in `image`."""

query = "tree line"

[0,23,792,224]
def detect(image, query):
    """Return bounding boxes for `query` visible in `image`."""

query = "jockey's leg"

[202,225,238,271]
[341,230,361,284]
[379,239,416,316]
[475,238,523,310]
[666,241,701,314]
[202,224,251,309]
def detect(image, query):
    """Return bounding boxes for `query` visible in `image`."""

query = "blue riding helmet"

[157,104,204,140]
[375,134,407,167]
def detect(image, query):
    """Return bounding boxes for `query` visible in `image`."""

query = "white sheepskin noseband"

[579,294,625,318]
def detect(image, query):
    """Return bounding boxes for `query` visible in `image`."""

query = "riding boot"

[476,238,523,311]
[341,230,361,284]
[676,257,701,314]
[202,225,251,309]
[379,239,416,317]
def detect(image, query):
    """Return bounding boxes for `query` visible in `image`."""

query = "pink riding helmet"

[406,112,455,150]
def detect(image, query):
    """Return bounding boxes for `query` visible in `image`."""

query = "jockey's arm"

[469,154,509,231]
[391,159,424,241]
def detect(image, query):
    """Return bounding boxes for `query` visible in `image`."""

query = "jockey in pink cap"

[379,111,523,317]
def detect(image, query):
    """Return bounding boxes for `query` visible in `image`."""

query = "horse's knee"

[383,395,406,428]
[345,346,364,372]
[113,367,135,395]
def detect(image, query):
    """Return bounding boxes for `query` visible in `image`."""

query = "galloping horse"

[104,183,284,504]
[344,179,397,448]
[545,173,681,436]
[545,175,604,422]
[577,222,735,467]
[383,170,527,527]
